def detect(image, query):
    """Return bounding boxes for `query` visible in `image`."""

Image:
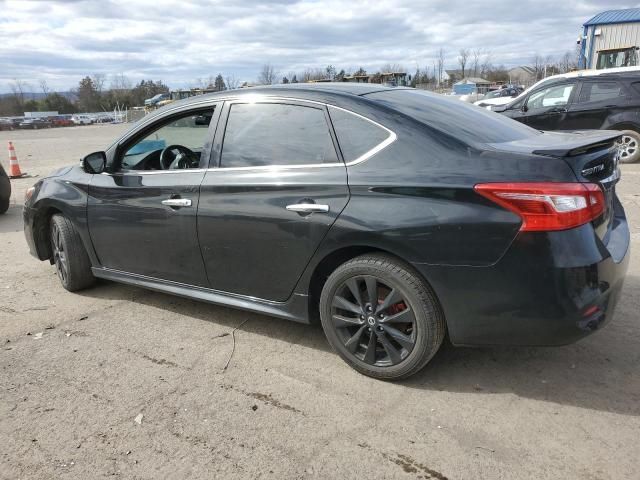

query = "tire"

[319,254,445,380]
[50,214,95,291]
[616,130,640,164]
[0,196,8,214]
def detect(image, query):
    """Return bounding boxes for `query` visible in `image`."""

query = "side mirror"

[82,151,106,174]
[520,104,528,113]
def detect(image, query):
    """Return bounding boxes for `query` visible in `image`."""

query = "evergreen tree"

[214,74,226,91]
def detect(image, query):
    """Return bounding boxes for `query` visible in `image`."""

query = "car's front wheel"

[320,254,445,380]
[50,214,95,291]
[617,130,640,164]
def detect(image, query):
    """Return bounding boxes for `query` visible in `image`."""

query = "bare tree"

[531,54,545,81]
[480,51,493,78]
[110,73,131,91]
[437,48,445,87]
[225,74,240,90]
[9,79,29,106]
[472,49,483,77]
[556,51,574,73]
[110,73,131,107]
[258,63,277,85]
[39,79,50,97]
[457,49,470,78]
[92,74,106,94]
[301,68,326,82]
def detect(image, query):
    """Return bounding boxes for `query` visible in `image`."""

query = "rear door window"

[328,106,393,163]
[578,82,623,103]
[220,103,338,168]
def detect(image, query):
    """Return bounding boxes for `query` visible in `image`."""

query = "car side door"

[561,79,626,131]
[87,104,221,286]
[197,99,350,302]
[521,81,577,131]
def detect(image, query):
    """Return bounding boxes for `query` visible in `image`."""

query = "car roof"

[141,83,403,123]
[168,83,398,106]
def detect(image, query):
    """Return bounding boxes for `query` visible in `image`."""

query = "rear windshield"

[366,89,540,145]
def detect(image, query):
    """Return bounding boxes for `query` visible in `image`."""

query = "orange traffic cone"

[7,141,26,178]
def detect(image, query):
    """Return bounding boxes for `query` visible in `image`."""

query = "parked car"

[23,84,629,379]
[0,161,10,214]
[51,115,74,127]
[486,66,640,111]
[71,114,93,125]
[144,93,170,107]
[94,114,114,123]
[19,118,52,129]
[494,71,640,163]
[0,118,21,131]
[474,86,522,108]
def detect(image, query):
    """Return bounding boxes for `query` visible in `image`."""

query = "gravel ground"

[1,125,639,479]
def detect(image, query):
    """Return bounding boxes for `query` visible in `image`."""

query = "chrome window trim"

[110,95,398,173]
[101,169,208,176]
[205,163,345,173]
[327,105,397,166]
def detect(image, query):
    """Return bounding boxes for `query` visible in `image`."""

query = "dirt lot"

[1,125,639,479]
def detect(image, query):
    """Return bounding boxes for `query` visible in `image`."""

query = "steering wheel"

[160,145,196,170]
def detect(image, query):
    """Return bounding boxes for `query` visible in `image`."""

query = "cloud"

[0,0,635,91]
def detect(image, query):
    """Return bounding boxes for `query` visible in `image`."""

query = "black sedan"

[23,84,629,379]
[19,118,52,129]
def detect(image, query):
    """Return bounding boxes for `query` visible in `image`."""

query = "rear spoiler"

[531,131,621,157]
[489,130,621,158]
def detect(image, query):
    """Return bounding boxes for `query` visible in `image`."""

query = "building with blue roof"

[579,8,640,69]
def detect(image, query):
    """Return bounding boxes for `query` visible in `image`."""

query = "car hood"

[46,165,74,178]
[475,97,513,107]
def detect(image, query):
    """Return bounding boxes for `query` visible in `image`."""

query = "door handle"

[286,203,330,214]
[161,198,192,207]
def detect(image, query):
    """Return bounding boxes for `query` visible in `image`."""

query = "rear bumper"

[414,202,630,346]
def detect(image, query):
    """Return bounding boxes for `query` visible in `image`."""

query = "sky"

[0,0,636,92]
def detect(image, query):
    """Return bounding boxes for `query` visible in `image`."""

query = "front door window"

[527,84,575,110]
[121,108,215,171]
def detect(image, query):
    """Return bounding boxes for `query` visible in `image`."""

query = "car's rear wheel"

[50,214,95,291]
[319,254,445,380]
[0,196,8,214]
[616,130,640,164]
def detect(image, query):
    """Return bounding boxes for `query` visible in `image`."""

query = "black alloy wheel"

[50,214,95,291]
[51,220,68,284]
[331,275,416,367]
[320,254,445,380]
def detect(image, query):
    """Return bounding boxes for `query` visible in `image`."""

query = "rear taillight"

[474,182,604,232]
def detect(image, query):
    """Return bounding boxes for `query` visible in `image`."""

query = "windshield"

[366,89,540,144]
[484,90,502,99]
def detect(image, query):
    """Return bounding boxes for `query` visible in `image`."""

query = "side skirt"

[91,267,311,324]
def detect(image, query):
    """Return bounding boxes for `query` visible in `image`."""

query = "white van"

[71,114,93,125]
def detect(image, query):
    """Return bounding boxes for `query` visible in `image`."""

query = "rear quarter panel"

[319,110,578,267]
